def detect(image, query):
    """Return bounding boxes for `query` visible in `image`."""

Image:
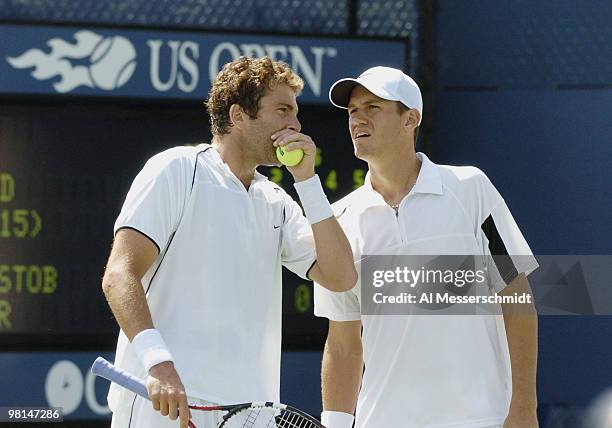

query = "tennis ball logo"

[88,36,137,90]
[7,30,137,93]
[45,360,84,414]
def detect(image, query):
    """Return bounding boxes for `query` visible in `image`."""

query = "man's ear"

[404,109,420,128]
[229,104,246,130]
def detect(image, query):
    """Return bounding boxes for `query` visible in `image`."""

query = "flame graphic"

[6,30,137,93]
[7,30,101,93]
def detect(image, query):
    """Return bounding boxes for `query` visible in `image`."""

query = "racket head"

[219,402,324,428]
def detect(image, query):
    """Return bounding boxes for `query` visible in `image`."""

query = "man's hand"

[271,129,317,182]
[503,404,539,428]
[147,361,191,428]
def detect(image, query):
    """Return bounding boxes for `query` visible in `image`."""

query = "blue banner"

[0,351,323,420]
[0,352,115,420]
[0,24,406,103]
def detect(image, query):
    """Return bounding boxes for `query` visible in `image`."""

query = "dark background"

[0,99,365,349]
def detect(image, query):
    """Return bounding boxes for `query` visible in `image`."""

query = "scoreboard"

[0,99,366,349]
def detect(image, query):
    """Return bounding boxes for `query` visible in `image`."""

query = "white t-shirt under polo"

[315,152,538,428]
[108,144,316,410]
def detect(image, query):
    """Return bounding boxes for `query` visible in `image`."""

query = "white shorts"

[110,393,223,428]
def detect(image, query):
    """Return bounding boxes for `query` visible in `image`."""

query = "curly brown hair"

[205,56,304,135]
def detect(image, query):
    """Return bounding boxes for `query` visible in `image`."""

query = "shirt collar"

[252,169,268,182]
[411,152,444,195]
[209,147,268,183]
[358,152,443,208]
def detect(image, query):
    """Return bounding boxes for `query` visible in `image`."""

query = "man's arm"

[321,320,363,427]
[102,229,157,338]
[499,273,539,428]
[102,228,191,428]
[273,129,357,292]
[306,216,357,292]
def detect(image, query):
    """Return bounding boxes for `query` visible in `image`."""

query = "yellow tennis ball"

[276,146,304,167]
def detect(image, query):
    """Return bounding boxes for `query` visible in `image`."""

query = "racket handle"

[91,357,197,428]
[91,356,149,399]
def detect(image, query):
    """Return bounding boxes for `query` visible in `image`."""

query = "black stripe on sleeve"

[114,226,175,295]
[305,259,317,281]
[144,146,211,296]
[191,146,212,190]
[144,231,176,295]
[115,226,161,254]
[481,214,519,285]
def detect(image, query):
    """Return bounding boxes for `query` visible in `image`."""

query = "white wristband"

[321,411,354,428]
[131,329,174,373]
[293,175,334,224]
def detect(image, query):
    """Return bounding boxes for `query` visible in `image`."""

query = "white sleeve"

[280,199,317,280]
[114,152,188,252]
[477,175,539,293]
[314,281,361,321]
[313,200,361,321]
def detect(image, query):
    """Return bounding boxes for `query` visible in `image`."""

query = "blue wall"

[432,90,612,255]
[432,0,612,411]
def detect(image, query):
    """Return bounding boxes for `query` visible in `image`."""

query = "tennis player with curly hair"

[102,56,357,428]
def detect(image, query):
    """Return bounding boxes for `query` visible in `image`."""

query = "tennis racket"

[91,357,325,428]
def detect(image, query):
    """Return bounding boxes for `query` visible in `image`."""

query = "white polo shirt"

[315,152,538,428]
[108,144,316,411]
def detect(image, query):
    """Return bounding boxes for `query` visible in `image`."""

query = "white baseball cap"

[329,66,423,125]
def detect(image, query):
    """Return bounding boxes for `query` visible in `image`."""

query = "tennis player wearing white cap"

[315,66,539,428]
[102,57,357,428]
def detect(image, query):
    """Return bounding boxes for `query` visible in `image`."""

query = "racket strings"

[226,407,272,428]
[226,407,319,428]
[244,407,262,427]
[276,409,319,428]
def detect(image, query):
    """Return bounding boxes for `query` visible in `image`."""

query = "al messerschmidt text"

[373,292,533,305]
